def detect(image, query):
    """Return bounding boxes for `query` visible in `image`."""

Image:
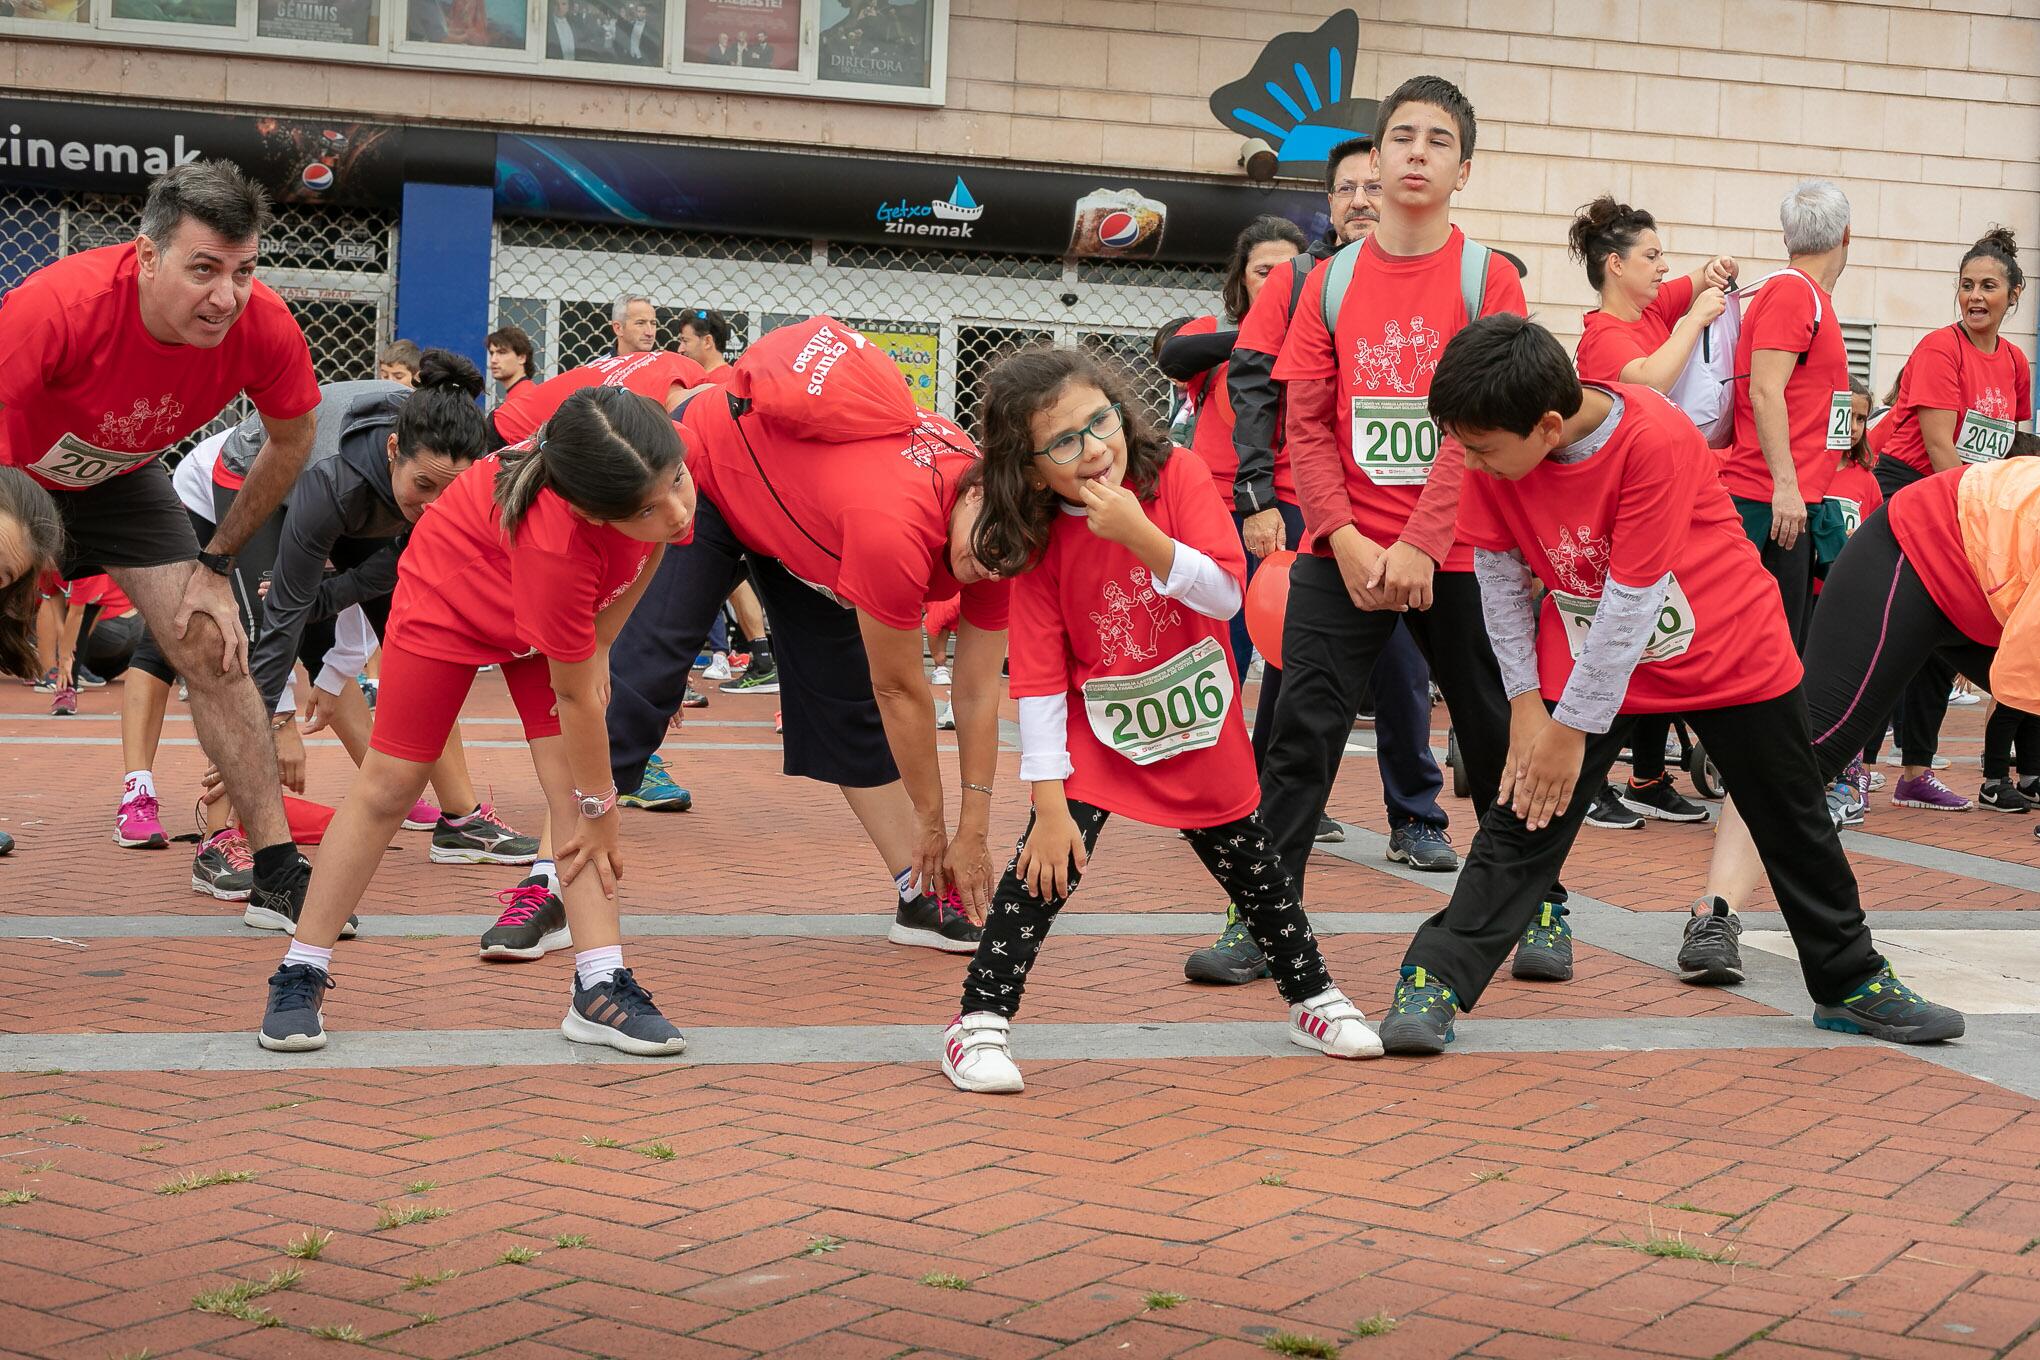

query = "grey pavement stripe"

[7,1015,2036,1085]
[1838,828,2040,895]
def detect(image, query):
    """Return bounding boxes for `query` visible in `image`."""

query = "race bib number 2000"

[1350,395,1440,485]
[27,434,166,489]
[1081,636,1233,766]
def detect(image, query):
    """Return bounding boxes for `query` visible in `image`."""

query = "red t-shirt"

[1273,226,1527,572]
[1458,384,1804,713]
[488,377,546,449]
[491,352,708,447]
[0,244,318,492]
[1879,325,2032,476]
[63,574,134,614]
[1178,314,1239,500]
[1007,450,1258,827]
[1822,459,1885,536]
[1230,259,1306,506]
[685,393,1008,633]
[1888,463,2001,647]
[387,453,658,665]
[1574,274,1695,385]
[1721,269,1852,505]
[702,363,739,386]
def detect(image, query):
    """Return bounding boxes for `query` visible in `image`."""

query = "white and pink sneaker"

[402,798,441,831]
[1289,988,1384,1059]
[941,1013,1023,1093]
[114,788,168,849]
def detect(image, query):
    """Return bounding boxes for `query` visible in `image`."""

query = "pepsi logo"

[301,162,334,192]
[1098,211,1140,248]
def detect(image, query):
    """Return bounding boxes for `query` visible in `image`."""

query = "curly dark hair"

[961,347,1171,579]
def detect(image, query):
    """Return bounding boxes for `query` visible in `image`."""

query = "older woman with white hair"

[1719,178,1855,651]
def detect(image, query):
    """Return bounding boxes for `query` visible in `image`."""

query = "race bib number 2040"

[27,434,166,489]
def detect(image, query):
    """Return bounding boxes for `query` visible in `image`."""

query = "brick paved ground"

[3,672,2037,1359]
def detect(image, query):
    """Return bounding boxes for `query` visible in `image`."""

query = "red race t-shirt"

[488,377,546,449]
[1888,463,2001,647]
[63,574,134,614]
[1822,459,1885,537]
[686,392,1009,633]
[491,351,708,447]
[1229,257,1307,506]
[1721,268,1852,505]
[1879,325,2032,475]
[1007,450,1258,828]
[1273,226,1527,572]
[1574,274,1695,385]
[702,364,739,386]
[0,244,318,492]
[388,453,658,666]
[1458,384,1804,714]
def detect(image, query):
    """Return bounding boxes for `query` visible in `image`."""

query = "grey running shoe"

[561,969,687,1056]
[1183,904,1272,985]
[1510,900,1574,981]
[1677,898,1745,985]
[1813,967,1964,1044]
[258,962,332,1052]
[1386,821,1457,872]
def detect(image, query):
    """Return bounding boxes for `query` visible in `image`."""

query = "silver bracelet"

[963,782,994,796]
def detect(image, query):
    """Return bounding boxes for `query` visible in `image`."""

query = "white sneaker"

[703,652,733,682]
[935,701,956,731]
[941,1012,1023,1092]
[1288,988,1384,1059]
[930,665,952,687]
[1948,686,1982,707]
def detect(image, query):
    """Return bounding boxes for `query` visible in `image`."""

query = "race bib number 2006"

[1550,576,1698,665]
[1350,395,1440,485]
[1081,636,1233,766]
[27,434,165,489]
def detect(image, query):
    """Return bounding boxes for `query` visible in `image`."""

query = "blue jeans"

[1235,501,1447,831]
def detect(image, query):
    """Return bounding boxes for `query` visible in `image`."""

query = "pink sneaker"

[402,797,441,831]
[114,789,168,849]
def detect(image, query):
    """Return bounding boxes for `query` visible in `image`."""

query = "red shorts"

[369,643,560,762]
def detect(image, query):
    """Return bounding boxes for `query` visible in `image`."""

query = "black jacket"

[1226,231,1337,515]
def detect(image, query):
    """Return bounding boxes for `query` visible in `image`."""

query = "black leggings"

[1982,703,2040,781]
[960,801,1332,1018]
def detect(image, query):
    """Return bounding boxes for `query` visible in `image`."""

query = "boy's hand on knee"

[1514,721,1585,832]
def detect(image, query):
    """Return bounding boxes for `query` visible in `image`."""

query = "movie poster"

[108,0,234,24]
[406,0,524,49]
[818,0,929,87]
[859,326,939,404]
[543,0,664,66]
[257,0,375,44]
[0,0,88,24]
[682,0,795,70]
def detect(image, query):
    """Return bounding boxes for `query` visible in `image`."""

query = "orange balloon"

[1244,550,1297,670]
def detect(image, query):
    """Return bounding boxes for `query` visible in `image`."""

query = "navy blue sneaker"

[562,969,687,1056]
[259,963,332,1052]
[1386,822,1458,872]
[1511,900,1574,981]
[1814,967,1964,1044]
[1379,966,1457,1055]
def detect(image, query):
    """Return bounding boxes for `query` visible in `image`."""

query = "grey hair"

[137,160,271,250]
[611,293,652,324]
[1780,179,1850,256]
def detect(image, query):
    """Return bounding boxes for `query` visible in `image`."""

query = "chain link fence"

[491,219,1225,434]
[0,185,398,452]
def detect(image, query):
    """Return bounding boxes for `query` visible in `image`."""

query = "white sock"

[124,770,155,799]
[895,867,919,905]
[575,945,624,989]
[282,941,333,974]
[533,859,560,894]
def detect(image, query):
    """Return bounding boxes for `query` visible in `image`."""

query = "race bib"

[1081,636,1233,766]
[1826,390,1853,451]
[1955,409,2015,464]
[1825,495,1863,537]
[1350,395,1440,485]
[26,434,167,489]
[1550,575,1697,665]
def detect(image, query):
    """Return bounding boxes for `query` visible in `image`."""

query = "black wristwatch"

[196,550,235,578]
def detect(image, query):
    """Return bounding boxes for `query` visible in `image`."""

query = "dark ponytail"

[394,349,490,466]
[1567,195,1657,293]
[1961,225,2024,297]
[494,386,683,541]
[0,469,64,680]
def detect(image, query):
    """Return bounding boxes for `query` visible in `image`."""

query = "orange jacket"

[1958,457,2040,710]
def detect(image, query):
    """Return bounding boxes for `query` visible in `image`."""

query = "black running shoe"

[681,685,709,709]
[430,804,540,865]
[242,854,357,939]
[1677,897,1745,985]
[1585,785,1643,829]
[1379,966,1457,1055]
[0,830,13,856]
[1619,775,1710,822]
[1511,900,1574,981]
[479,879,570,961]
[561,968,687,1055]
[259,962,333,1052]
[1813,966,1964,1044]
[725,663,780,695]
[889,889,982,953]
[1183,904,1272,985]
[1978,779,2032,814]
[1315,816,1346,843]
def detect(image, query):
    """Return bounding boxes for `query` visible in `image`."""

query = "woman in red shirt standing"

[1566,196,1736,829]
[258,387,695,1057]
[937,348,1380,1093]
[1859,228,2030,810]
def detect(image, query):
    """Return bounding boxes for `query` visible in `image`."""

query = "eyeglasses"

[1034,404,1124,464]
[1331,180,1379,198]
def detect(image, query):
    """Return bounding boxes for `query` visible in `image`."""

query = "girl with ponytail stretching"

[256,386,695,1056]
[0,470,64,856]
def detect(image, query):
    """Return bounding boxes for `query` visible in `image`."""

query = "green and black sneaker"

[1182,904,1271,985]
[1511,900,1574,982]
[1813,966,1965,1044]
[1379,966,1457,1054]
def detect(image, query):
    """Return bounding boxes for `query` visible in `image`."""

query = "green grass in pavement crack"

[1352,1312,1397,1338]
[191,1267,301,1326]
[283,1230,331,1260]
[373,1203,450,1231]
[1600,1230,1741,1264]
[1142,1291,1185,1310]
[156,1169,256,1196]
[1263,1334,1341,1358]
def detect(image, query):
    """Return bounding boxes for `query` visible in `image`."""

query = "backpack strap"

[1459,239,1493,322]
[1284,257,1312,322]
[1317,238,1365,332]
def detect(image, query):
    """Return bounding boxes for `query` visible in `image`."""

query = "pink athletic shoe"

[402,797,441,832]
[114,788,168,849]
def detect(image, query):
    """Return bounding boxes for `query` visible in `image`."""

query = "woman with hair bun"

[255,385,695,1057]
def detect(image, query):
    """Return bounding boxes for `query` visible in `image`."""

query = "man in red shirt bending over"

[0,161,323,923]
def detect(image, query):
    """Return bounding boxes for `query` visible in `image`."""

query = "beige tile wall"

[4,0,2036,387]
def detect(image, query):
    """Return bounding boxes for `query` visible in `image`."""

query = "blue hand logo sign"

[1208,10,1377,175]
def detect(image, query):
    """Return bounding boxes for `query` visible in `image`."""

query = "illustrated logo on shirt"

[1089,566,1181,664]
[1974,387,2014,421]
[1349,317,1444,395]
[96,395,187,451]
[1542,523,1613,597]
